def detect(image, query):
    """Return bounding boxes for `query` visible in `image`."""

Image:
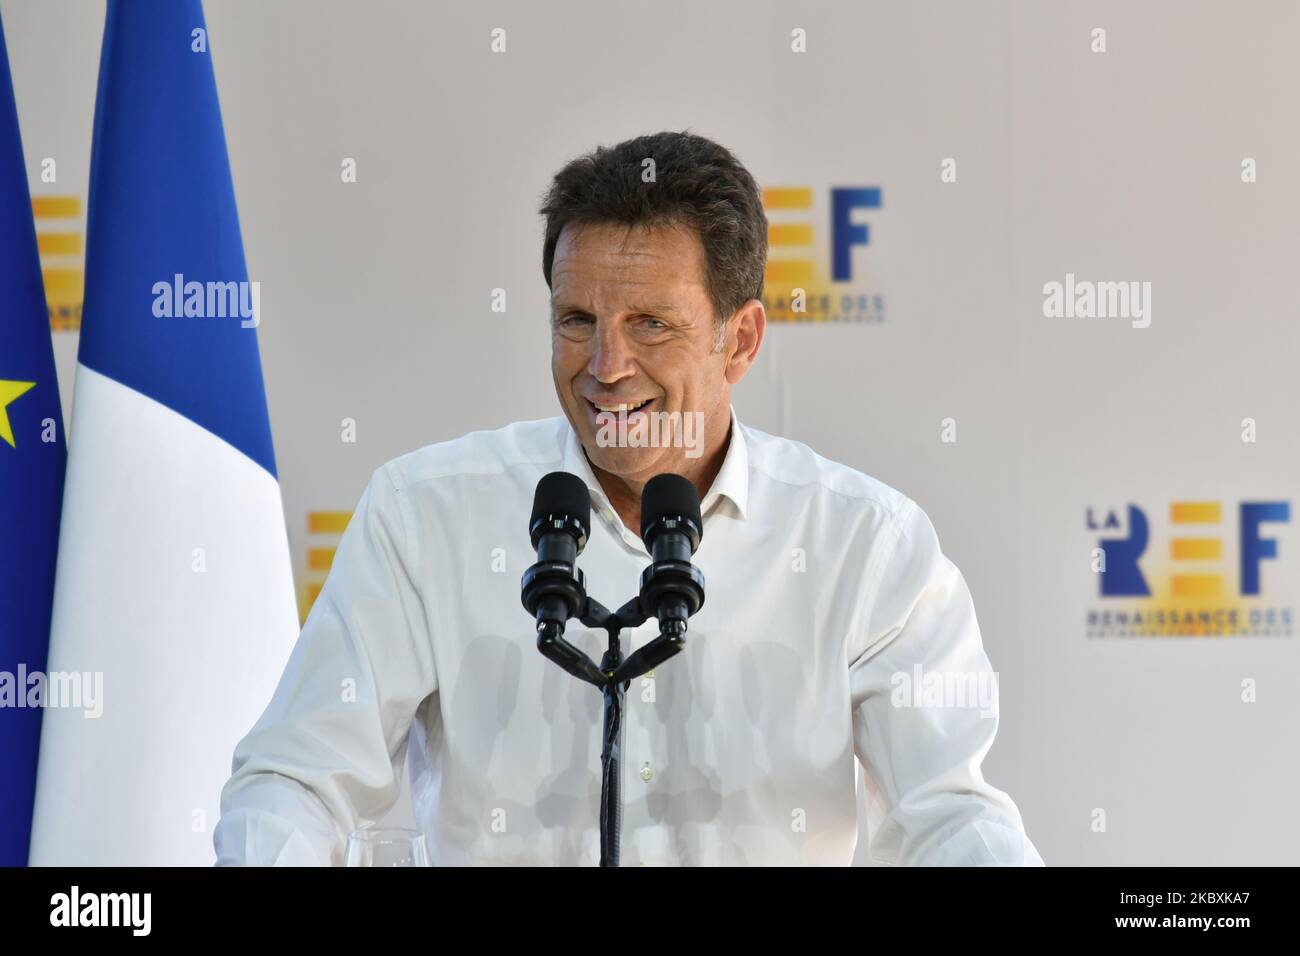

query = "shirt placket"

[619,617,660,866]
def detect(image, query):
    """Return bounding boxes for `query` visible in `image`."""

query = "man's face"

[549,220,730,483]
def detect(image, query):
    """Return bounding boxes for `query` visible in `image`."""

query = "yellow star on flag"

[0,379,37,448]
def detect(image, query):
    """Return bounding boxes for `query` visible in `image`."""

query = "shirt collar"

[700,404,749,520]
[560,403,750,522]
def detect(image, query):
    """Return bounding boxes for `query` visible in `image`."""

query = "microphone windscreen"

[531,471,591,530]
[640,473,702,543]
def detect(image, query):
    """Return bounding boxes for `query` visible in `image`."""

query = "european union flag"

[0,9,68,866]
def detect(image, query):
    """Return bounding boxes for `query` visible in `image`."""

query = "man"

[215,130,1042,866]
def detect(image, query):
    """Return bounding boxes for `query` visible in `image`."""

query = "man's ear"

[724,298,766,385]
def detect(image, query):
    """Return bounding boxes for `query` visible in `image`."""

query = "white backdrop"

[7,0,1299,865]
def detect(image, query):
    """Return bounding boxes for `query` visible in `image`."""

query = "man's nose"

[587,322,636,383]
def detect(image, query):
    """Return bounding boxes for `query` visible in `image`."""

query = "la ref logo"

[1086,500,1292,637]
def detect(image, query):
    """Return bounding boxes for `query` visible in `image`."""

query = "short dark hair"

[539,130,767,341]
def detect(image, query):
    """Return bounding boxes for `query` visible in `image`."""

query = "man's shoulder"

[376,417,568,491]
[741,424,952,587]
[740,421,917,522]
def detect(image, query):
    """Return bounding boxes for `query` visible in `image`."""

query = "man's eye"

[560,314,592,326]
[642,318,666,330]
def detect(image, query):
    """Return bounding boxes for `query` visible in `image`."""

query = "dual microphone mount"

[520,471,706,867]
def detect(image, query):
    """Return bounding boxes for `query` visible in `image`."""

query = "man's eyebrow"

[549,302,679,315]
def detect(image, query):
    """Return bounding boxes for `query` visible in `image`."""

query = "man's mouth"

[585,397,654,416]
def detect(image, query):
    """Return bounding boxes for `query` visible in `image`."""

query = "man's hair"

[539,130,767,350]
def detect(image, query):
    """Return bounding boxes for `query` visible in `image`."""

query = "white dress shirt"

[215,406,1043,866]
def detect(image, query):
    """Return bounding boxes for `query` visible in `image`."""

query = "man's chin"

[582,445,668,480]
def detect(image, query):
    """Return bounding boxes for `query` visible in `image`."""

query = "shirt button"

[639,762,654,782]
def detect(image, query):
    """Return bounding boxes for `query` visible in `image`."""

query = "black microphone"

[522,471,590,632]
[522,472,608,688]
[638,473,706,636]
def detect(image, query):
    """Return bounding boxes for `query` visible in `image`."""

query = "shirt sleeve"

[213,462,437,866]
[848,499,1044,866]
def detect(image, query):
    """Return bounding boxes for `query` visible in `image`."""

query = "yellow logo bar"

[1170,538,1221,560]
[32,196,82,218]
[768,223,813,246]
[762,187,814,210]
[37,232,83,255]
[42,267,83,292]
[1170,502,1221,524]
[307,511,351,534]
[1171,574,1223,597]
[306,547,336,572]
[765,260,816,285]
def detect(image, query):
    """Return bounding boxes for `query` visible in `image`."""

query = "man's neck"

[587,417,732,535]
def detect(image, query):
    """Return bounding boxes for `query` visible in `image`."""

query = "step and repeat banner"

[6,0,1298,865]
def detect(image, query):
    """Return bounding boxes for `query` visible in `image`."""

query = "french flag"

[30,0,298,865]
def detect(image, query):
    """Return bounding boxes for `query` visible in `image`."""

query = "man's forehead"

[550,221,707,310]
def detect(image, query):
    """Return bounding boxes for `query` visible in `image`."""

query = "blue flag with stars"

[0,9,68,866]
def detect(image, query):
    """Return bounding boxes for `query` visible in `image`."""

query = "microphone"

[638,473,706,636]
[521,472,608,689]
[522,471,590,632]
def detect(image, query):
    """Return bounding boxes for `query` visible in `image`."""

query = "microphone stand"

[533,592,690,867]
[523,477,704,868]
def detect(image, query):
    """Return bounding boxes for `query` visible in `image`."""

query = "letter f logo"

[831,187,881,282]
[1241,502,1289,595]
